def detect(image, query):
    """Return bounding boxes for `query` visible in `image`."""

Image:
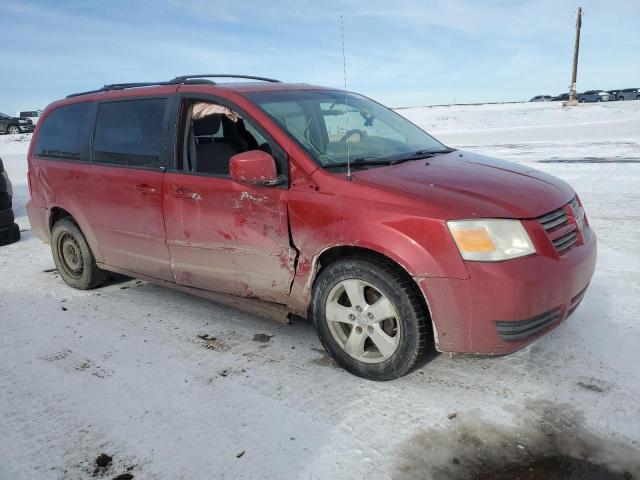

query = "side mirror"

[229,150,282,186]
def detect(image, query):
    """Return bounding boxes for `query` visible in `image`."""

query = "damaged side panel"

[162,171,296,304]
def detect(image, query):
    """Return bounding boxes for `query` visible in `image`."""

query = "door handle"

[136,183,159,194]
[170,188,201,200]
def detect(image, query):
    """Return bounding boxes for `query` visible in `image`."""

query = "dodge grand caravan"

[27,74,597,380]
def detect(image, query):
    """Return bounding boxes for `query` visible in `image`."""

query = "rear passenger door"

[74,97,174,281]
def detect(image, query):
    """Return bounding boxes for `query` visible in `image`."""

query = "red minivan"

[27,75,597,380]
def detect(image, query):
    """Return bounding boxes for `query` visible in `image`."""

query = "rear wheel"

[7,125,20,135]
[580,98,586,103]
[51,218,108,289]
[618,96,624,101]
[636,95,640,101]
[311,256,430,381]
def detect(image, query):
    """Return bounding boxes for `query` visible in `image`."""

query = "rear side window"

[35,103,91,159]
[93,99,166,168]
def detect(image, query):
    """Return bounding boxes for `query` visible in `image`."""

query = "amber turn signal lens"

[449,227,495,252]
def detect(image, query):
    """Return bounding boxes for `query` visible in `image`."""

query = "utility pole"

[567,7,583,106]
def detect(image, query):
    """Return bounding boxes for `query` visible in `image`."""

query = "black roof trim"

[66,74,281,98]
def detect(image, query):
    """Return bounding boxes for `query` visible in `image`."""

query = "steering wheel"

[340,129,367,142]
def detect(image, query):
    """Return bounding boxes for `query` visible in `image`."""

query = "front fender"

[286,189,468,315]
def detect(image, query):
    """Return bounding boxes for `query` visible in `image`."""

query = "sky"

[1,0,639,113]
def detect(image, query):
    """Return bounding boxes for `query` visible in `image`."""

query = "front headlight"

[447,219,535,261]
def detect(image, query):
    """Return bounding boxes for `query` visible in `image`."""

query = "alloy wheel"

[325,278,400,364]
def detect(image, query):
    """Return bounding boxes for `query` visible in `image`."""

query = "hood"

[353,150,574,218]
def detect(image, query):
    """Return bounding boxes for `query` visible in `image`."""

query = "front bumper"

[18,125,34,133]
[419,226,597,355]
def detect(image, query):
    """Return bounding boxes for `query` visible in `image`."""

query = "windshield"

[0,112,9,119]
[244,90,448,168]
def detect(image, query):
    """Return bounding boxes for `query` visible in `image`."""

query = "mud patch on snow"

[67,451,137,479]
[41,349,111,378]
[394,400,639,480]
[112,474,134,480]
[252,333,273,343]
[310,347,340,369]
[197,333,229,352]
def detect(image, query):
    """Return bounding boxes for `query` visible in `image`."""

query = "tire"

[0,223,20,246]
[311,256,430,381]
[636,95,640,101]
[0,192,10,210]
[0,208,14,227]
[618,96,624,101]
[7,125,21,135]
[51,218,109,289]
[596,98,602,102]
[580,98,586,103]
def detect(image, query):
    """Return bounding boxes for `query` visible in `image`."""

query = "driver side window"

[178,100,284,176]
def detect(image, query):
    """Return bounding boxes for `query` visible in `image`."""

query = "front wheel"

[51,218,109,289]
[311,256,430,380]
[7,125,20,135]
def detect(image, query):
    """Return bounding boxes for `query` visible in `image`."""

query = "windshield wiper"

[324,157,394,169]
[389,148,456,164]
[324,149,456,170]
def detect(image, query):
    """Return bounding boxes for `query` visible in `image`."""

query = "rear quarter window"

[93,98,167,168]
[35,103,91,159]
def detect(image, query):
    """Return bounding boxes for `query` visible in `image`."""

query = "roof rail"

[170,74,281,83]
[66,74,280,98]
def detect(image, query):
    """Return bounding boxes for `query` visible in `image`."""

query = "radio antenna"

[340,13,352,181]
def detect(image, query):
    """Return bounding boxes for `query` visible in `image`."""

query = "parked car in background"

[26,74,596,380]
[551,93,570,102]
[17,110,43,125]
[0,112,34,134]
[530,95,552,102]
[607,90,622,100]
[578,90,613,102]
[615,88,640,101]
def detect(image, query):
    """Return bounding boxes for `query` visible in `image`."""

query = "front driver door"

[162,98,296,304]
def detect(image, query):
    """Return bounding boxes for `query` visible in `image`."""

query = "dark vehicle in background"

[0,157,20,246]
[530,95,552,102]
[578,90,613,103]
[0,112,34,134]
[615,88,640,101]
[607,90,622,100]
[551,93,570,102]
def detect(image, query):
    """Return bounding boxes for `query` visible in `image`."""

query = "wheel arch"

[47,205,104,262]
[303,244,438,346]
[48,206,74,232]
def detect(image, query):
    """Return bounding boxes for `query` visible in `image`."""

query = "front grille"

[568,283,589,316]
[553,231,578,253]
[496,308,562,341]
[539,208,569,230]
[538,199,580,255]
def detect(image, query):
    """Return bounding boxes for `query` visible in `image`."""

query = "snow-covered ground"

[1,102,639,479]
